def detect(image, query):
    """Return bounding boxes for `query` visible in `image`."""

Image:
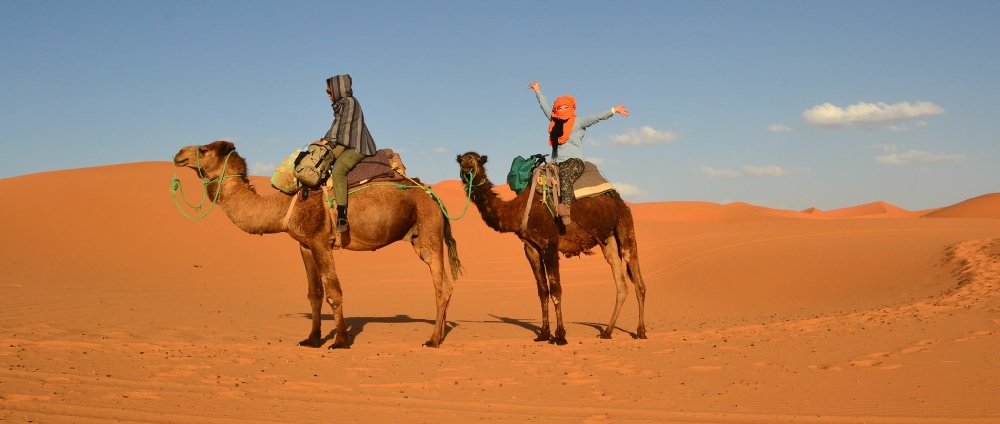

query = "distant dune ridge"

[922,192,1000,219]
[2,161,1000,423]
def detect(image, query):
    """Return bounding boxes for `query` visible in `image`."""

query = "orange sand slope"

[2,162,1000,423]
[923,192,1000,219]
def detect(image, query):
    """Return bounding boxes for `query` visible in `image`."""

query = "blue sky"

[2,1,997,211]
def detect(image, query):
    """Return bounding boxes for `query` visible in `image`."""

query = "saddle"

[271,148,408,196]
[516,158,616,234]
[323,148,407,194]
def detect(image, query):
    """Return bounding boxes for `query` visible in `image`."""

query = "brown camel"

[173,141,462,348]
[456,152,646,345]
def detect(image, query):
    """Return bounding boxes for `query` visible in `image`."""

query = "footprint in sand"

[954,330,994,342]
[808,364,842,371]
[688,365,723,371]
[844,351,904,369]
[901,339,936,354]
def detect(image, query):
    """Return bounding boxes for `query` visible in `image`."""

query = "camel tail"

[443,216,464,280]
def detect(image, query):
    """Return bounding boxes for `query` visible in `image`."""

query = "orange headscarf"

[548,95,577,146]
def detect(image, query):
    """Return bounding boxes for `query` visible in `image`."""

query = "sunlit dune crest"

[922,192,1000,219]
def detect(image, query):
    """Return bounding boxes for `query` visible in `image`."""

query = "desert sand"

[2,161,999,423]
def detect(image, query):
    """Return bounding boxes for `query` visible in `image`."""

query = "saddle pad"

[573,161,614,198]
[323,149,407,192]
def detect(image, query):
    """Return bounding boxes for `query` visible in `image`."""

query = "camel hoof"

[636,332,648,340]
[599,332,613,340]
[298,338,323,348]
[422,340,441,348]
[326,342,350,350]
[534,334,551,342]
[326,334,350,349]
[549,337,568,346]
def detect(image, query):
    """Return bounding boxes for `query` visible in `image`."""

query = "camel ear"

[216,140,236,155]
[455,154,462,163]
[480,155,488,165]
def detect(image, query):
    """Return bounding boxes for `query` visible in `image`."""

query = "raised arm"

[528,80,552,119]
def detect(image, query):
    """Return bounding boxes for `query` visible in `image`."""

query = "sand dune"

[3,162,1000,423]
[923,192,1000,219]
[801,201,925,219]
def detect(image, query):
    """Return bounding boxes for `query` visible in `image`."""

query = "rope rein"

[317,164,480,221]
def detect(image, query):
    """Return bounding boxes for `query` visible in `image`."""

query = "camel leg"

[413,234,453,348]
[298,245,325,348]
[621,234,647,339]
[523,243,551,342]
[542,245,568,346]
[599,235,630,339]
[310,245,349,349]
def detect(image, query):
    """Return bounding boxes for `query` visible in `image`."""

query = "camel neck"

[469,177,528,234]
[213,177,295,235]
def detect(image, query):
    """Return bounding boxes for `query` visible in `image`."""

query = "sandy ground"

[2,161,1000,423]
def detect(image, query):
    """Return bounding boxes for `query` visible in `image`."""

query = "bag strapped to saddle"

[507,153,546,195]
[294,143,336,188]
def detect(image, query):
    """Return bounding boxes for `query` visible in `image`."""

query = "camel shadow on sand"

[280,313,638,347]
[283,313,460,348]
[482,315,640,341]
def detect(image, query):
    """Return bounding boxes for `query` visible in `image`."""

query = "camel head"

[173,140,247,179]
[456,151,488,186]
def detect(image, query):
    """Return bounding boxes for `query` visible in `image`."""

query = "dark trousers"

[557,158,584,207]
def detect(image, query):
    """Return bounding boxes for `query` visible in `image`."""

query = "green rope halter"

[169,147,240,220]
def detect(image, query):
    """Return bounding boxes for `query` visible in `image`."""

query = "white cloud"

[702,165,808,178]
[700,166,740,178]
[611,182,648,202]
[742,165,803,177]
[585,157,604,165]
[610,126,679,146]
[249,162,275,176]
[768,124,793,133]
[802,101,944,129]
[876,150,970,165]
[434,147,448,153]
[866,144,901,153]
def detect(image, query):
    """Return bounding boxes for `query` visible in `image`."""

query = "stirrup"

[335,217,349,233]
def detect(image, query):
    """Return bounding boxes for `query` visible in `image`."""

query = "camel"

[456,152,646,345]
[173,141,462,348]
